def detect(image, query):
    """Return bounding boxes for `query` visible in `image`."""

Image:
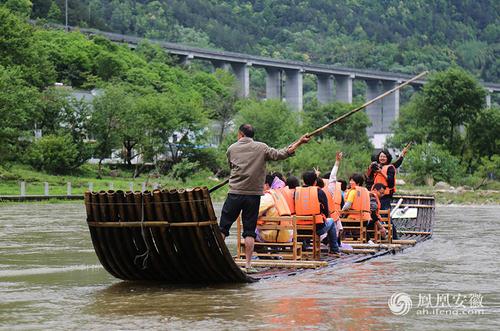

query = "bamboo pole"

[306,71,428,137]
[392,239,417,245]
[234,259,327,269]
[348,243,402,249]
[209,178,229,193]
[208,71,428,194]
[398,231,432,235]
[340,248,377,254]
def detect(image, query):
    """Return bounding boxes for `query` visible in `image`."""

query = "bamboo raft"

[84,189,434,283]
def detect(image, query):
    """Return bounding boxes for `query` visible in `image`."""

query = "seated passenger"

[367,183,388,243]
[295,171,341,256]
[321,152,344,246]
[277,175,300,215]
[256,175,293,243]
[342,173,371,240]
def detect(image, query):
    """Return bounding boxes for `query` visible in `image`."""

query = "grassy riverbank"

[1,165,498,205]
[397,187,500,205]
[0,164,229,202]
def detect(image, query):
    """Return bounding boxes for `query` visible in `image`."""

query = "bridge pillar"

[486,89,492,108]
[365,79,381,137]
[334,74,353,103]
[212,60,231,71]
[178,54,193,66]
[284,69,303,111]
[317,74,334,104]
[265,68,282,100]
[381,80,400,133]
[231,63,251,97]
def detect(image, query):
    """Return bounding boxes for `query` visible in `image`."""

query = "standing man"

[219,124,310,273]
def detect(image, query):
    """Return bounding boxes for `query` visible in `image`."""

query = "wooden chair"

[340,211,367,244]
[366,210,393,243]
[295,216,321,260]
[236,216,302,260]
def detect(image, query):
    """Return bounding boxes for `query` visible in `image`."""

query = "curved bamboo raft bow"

[85,72,430,283]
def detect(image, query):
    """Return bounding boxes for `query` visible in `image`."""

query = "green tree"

[90,85,127,177]
[391,68,487,159]
[135,41,173,65]
[466,106,500,160]
[233,99,300,148]
[199,69,239,145]
[35,87,69,134]
[405,142,465,185]
[26,134,81,174]
[303,100,372,148]
[475,155,500,189]
[134,89,208,166]
[388,94,430,148]
[284,138,370,178]
[418,68,486,154]
[1,0,32,17]
[94,51,126,81]
[109,0,132,34]
[0,65,39,162]
[0,6,55,87]
[46,0,60,21]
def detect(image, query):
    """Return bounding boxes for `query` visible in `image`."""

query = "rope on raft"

[134,193,151,270]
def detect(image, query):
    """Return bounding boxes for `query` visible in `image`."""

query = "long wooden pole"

[209,71,428,193]
[209,178,229,193]
[305,71,428,137]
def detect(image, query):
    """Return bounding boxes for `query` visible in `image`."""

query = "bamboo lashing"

[305,71,428,137]
[87,220,218,228]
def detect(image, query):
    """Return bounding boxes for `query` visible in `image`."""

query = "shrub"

[474,155,500,188]
[26,134,82,174]
[170,159,201,182]
[405,142,465,185]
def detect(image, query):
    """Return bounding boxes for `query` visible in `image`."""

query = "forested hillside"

[0,1,498,189]
[28,0,500,82]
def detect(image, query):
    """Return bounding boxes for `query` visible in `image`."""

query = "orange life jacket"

[321,179,342,220]
[268,189,291,216]
[372,164,396,195]
[278,186,295,215]
[294,186,325,224]
[257,189,293,243]
[346,186,371,221]
[257,189,291,225]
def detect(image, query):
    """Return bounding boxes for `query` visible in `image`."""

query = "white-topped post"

[20,181,26,196]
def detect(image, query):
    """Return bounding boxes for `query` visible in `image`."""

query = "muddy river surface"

[0,203,499,330]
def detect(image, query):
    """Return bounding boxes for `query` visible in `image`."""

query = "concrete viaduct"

[70,26,500,146]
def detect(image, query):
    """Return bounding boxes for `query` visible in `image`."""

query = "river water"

[0,203,499,330]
